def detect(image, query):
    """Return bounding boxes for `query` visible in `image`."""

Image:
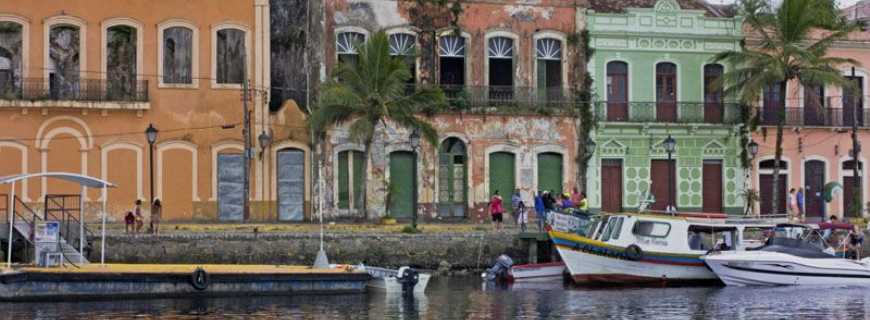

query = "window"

[606,61,629,121]
[762,82,786,125]
[162,26,193,84]
[759,159,788,170]
[337,150,364,210]
[656,62,678,122]
[610,217,624,240]
[536,38,562,101]
[215,28,246,84]
[632,221,671,237]
[487,36,514,100]
[438,35,465,90]
[105,25,137,100]
[336,31,364,67]
[600,217,624,242]
[0,21,22,97]
[804,83,825,126]
[704,64,724,123]
[48,24,81,99]
[688,226,737,251]
[389,33,416,87]
[844,75,864,127]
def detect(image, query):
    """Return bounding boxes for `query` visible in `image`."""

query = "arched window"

[389,33,416,87]
[48,24,82,99]
[656,62,678,122]
[438,34,466,89]
[0,21,22,97]
[336,149,364,210]
[162,26,193,84]
[487,36,514,100]
[336,31,364,67]
[215,27,246,84]
[106,24,138,99]
[703,64,724,123]
[536,38,562,101]
[606,61,629,121]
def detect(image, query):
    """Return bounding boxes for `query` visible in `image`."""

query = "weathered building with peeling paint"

[318,0,590,220]
[585,0,747,215]
[0,0,316,222]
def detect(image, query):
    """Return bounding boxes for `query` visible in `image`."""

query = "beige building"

[0,0,313,222]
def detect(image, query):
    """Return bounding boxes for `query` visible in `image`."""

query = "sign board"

[34,221,60,243]
[549,212,582,233]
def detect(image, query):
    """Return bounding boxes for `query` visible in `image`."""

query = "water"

[5,277,870,319]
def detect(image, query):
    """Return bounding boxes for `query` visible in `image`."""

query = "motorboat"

[703,223,870,286]
[481,255,565,282]
[361,265,431,294]
[548,211,779,285]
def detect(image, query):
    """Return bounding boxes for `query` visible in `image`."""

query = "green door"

[389,151,415,218]
[438,138,467,217]
[489,152,515,213]
[537,152,563,195]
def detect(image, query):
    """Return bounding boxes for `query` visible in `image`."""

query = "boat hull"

[703,252,870,286]
[507,262,565,282]
[367,274,431,294]
[550,231,716,284]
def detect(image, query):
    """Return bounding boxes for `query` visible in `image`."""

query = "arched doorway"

[438,138,467,217]
[537,152,563,195]
[804,160,826,221]
[217,152,244,221]
[759,159,788,215]
[389,151,416,218]
[489,151,516,213]
[277,148,305,221]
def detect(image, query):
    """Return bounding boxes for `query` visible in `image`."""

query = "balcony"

[593,101,743,125]
[759,107,869,127]
[0,78,150,110]
[435,85,580,115]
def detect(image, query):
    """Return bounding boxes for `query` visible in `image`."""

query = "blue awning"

[0,172,115,188]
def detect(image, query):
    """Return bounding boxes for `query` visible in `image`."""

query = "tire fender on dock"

[625,244,643,261]
[191,267,210,291]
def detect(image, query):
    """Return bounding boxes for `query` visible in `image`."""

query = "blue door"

[217,153,244,221]
[277,149,305,221]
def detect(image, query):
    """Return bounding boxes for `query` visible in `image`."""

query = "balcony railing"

[759,107,870,127]
[593,101,743,124]
[434,85,580,114]
[0,78,149,103]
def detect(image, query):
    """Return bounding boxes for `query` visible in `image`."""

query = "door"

[704,64,723,123]
[217,153,245,221]
[844,176,862,218]
[702,160,723,213]
[606,61,628,121]
[844,76,864,127]
[438,138,467,217]
[759,174,787,215]
[762,82,785,125]
[804,85,825,126]
[537,152,563,196]
[804,160,825,221]
[489,152,516,213]
[601,159,623,212]
[650,160,675,211]
[389,151,415,218]
[656,63,677,122]
[277,149,305,221]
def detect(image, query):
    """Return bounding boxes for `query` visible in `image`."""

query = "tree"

[308,31,447,219]
[714,0,858,217]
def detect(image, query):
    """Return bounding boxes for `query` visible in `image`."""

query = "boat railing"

[363,266,398,279]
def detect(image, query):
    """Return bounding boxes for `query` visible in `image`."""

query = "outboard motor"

[396,266,419,294]
[482,254,514,281]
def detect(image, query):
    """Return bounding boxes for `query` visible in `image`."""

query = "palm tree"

[309,31,448,218]
[714,0,857,217]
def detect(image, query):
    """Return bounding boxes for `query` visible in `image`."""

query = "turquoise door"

[217,153,244,221]
[389,151,415,218]
[489,152,515,213]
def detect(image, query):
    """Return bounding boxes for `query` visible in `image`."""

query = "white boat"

[363,266,431,294]
[703,223,870,286]
[548,211,779,285]
[506,262,565,282]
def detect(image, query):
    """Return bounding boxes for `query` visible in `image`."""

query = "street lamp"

[258,130,272,159]
[584,137,597,160]
[409,128,421,230]
[663,135,677,214]
[748,139,759,159]
[145,124,158,206]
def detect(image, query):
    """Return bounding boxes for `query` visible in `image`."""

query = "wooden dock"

[0,264,370,301]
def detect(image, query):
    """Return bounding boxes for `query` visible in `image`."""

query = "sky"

[712,0,862,7]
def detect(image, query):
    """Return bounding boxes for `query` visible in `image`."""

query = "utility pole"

[243,78,251,221]
[851,67,862,218]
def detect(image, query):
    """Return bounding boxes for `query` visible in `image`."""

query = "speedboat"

[548,211,779,285]
[703,223,870,286]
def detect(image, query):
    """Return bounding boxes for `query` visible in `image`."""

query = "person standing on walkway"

[787,188,799,222]
[570,187,582,209]
[516,201,528,233]
[134,199,144,233]
[511,189,522,225]
[489,191,505,230]
[796,188,805,221]
[151,199,162,235]
[534,191,546,231]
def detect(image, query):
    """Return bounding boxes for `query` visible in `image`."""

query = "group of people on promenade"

[125,199,162,235]
[488,188,588,232]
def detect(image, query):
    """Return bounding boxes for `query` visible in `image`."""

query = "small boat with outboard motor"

[703,222,870,286]
[361,265,431,294]
[548,210,780,285]
[481,254,566,282]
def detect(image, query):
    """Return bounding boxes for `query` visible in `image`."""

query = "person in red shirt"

[489,190,505,230]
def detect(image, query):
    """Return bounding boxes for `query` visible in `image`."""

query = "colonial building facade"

[0,0,314,222]
[319,0,588,220]
[585,0,746,214]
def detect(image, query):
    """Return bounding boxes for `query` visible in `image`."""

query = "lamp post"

[850,67,862,217]
[409,128,421,230]
[145,124,158,206]
[663,135,677,214]
[584,137,597,161]
[747,139,759,216]
[258,131,272,218]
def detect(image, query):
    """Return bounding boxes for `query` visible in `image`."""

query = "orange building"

[0,0,312,222]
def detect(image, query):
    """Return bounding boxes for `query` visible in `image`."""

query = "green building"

[585,0,746,214]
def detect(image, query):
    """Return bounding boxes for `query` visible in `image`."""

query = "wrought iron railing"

[0,78,149,102]
[435,85,581,114]
[593,101,743,124]
[758,107,870,127]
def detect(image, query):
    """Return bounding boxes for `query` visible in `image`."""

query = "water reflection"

[4,277,870,319]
